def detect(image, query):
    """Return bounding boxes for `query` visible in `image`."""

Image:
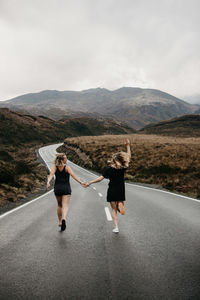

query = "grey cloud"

[0,0,199,101]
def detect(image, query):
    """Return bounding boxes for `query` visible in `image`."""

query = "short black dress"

[102,166,126,202]
[54,165,71,196]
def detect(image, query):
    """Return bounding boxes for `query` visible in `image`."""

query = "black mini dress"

[102,166,126,202]
[54,165,71,196]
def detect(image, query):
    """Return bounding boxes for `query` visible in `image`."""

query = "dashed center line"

[98,193,103,197]
[93,187,96,190]
[104,207,112,221]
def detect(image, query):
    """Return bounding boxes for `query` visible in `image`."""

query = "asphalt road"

[0,143,200,300]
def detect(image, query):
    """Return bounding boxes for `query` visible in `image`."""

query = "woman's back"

[103,166,126,186]
[55,165,70,184]
[54,165,71,196]
[102,166,126,202]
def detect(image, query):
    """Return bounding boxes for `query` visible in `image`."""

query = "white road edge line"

[98,193,103,197]
[0,144,60,219]
[104,207,112,221]
[0,190,53,220]
[67,154,200,204]
[126,184,200,203]
[1,142,199,219]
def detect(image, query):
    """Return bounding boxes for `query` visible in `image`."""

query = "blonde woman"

[85,139,131,233]
[47,153,84,231]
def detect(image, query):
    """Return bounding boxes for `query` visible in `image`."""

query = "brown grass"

[61,134,200,199]
[0,143,47,207]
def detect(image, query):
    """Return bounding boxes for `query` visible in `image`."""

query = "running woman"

[47,153,84,231]
[85,139,131,233]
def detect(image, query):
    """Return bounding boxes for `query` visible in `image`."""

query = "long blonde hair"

[54,153,66,166]
[109,151,130,169]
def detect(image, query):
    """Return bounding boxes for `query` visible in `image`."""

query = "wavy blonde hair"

[54,153,66,166]
[109,151,130,169]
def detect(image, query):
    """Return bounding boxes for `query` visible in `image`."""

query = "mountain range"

[1,87,199,130]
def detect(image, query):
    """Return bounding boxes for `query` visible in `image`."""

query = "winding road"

[0,143,200,299]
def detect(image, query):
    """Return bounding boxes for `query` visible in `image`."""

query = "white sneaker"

[112,227,119,233]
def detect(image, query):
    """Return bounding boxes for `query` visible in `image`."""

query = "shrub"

[15,161,32,174]
[0,167,15,184]
[0,150,13,161]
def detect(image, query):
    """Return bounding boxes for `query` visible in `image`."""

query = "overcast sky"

[0,0,199,103]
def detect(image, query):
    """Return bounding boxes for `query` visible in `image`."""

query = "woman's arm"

[86,176,104,186]
[66,166,83,185]
[47,165,57,189]
[126,138,131,158]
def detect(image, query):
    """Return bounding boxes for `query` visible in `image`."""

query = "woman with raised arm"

[85,139,131,233]
[47,153,84,231]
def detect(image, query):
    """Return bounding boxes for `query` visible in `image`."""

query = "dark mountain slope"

[139,114,200,137]
[0,108,135,145]
[0,108,134,207]
[1,87,199,129]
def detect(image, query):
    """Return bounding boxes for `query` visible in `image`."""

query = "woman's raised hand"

[125,138,130,145]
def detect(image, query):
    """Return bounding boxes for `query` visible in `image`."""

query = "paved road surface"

[0,144,200,299]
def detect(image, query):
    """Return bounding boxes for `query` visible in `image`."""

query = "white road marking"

[0,145,60,219]
[0,190,53,220]
[93,187,96,190]
[104,207,112,221]
[68,159,103,177]
[98,193,103,197]
[38,149,51,171]
[2,142,199,219]
[65,152,200,204]
[126,183,200,203]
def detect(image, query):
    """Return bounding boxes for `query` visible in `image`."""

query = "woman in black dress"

[47,153,84,231]
[86,139,131,233]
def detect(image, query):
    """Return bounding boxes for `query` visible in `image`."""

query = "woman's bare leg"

[62,195,71,220]
[56,196,62,225]
[118,201,125,215]
[110,202,118,228]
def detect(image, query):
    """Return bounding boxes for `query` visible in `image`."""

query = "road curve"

[0,143,200,300]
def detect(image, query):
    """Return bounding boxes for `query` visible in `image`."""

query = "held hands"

[81,182,90,188]
[125,138,130,145]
